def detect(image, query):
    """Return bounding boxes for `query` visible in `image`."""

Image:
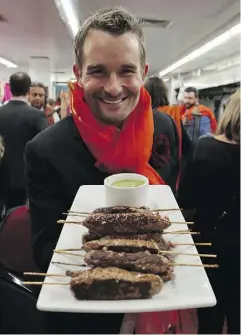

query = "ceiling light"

[53,0,80,38]
[159,23,241,77]
[0,57,17,68]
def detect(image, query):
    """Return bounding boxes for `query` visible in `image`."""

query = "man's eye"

[89,69,104,75]
[121,69,135,75]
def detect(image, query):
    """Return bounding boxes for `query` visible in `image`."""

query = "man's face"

[29,87,45,109]
[183,91,198,109]
[73,30,148,126]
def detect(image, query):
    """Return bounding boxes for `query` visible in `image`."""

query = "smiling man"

[24,8,179,334]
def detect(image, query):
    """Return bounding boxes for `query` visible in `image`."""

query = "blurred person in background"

[53,89,70,120]
[29,82,47,111]
[46,98,55,108]
[144,76,191,184]
[178,88,240,334]
[0,72,47,210]
[45,98,60,125]
[182,86,217,143]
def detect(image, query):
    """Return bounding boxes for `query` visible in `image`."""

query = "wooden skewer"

[68,210,90,215]
[159,250,216,258]
[54,248,84,252]
[163,231,200,235]
[57,219,193,225]
[152,208,183,212]
[23,282,70,285]
[175,221,195,226]
[67,208,183,215]
[23,262,219,285]
[169,263,218,268]
[174,243,212,246]
[64,212,189,220]
[52,261,85,267]
[53,248,215,258]
[63,213,87,217]
[54,250,85,256]
[57,220,83,224]
[24,272,67,277]
[23,261,219,284]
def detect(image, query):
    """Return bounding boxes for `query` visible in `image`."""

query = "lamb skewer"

[57,212,193,235]
[25,267,163,300]
[83,237,164,254]
[82,237,211,255]
[83,250,171,277]
[81,232,211,248]
[54,247,216,259]
[82,232,173,250]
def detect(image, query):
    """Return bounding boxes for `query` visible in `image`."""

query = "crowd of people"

[0,6,239,335]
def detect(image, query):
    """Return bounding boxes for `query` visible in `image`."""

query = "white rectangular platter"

[37,185,216,313]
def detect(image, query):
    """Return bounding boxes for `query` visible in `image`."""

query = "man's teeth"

[102,99,123,104]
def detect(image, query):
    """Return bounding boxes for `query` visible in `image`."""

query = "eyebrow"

[121,63,137,70]
[86,64,105,72]
[86,63,138,72]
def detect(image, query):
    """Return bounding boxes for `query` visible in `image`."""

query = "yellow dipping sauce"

[111,180,145,188]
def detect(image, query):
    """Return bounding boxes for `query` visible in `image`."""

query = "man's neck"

[11,96,28,103]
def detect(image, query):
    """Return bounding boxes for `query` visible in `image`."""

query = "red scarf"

[69,81,165,185]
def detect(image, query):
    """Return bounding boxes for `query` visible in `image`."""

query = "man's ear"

[142,63,149,80]
[73,63,81,81]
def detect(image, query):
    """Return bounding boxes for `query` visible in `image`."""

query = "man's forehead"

[31,87,45,93]
[184,91,195,97]
[82,29,140,63]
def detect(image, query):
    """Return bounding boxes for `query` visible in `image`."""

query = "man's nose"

[104,73,122,97]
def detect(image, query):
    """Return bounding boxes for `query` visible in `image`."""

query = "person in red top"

[182,87,217,142]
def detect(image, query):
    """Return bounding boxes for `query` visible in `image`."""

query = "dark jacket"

[0,100,47,207]
[25,111,179,271]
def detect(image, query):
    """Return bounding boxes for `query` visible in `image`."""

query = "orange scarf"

[182,104,217,132]
[69,81,165,185]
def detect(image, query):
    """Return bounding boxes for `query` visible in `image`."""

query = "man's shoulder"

[0,101,41,115]
[27,115,75,152]
[198,104,214,115]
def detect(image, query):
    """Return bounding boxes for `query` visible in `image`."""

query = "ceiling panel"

[0,0,239,80]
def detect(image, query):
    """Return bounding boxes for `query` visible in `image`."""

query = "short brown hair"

[74,7,146,68]
[184,87,199,98]
[217,88,240,143]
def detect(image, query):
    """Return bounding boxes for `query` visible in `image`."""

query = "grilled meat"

[93,206,149,214]
[82,232,100,244]
[84,250,169,274]
[82,212,171,235]
[160,268,174,282]
[70,267,163,300]
[82,232,174,250]
[83,237,160,254]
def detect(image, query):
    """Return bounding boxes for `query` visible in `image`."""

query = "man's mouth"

[99,97,127,104]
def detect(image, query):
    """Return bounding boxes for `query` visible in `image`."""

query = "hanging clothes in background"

[3,83,12,102]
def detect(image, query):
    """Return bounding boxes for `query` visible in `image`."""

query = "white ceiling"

[0,0,240,81]
[0,0,74,74]
[76,0,240,75]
